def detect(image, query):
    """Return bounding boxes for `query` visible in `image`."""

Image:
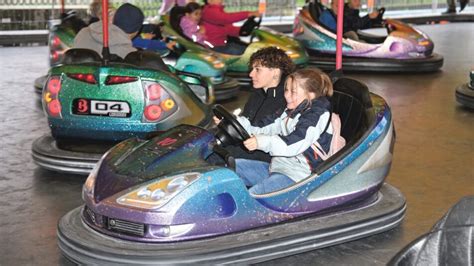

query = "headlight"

[82,154,107,197]
[285,50,300,59]
[203,55,225,69]
[117,172,201,210]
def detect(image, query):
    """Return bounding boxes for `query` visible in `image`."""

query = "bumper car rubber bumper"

[308,52,444,73]
[34,74,47,95]
[32,135,104,175]
[212,77,240,101]
[455,83,474,109]
[57,183,406,265]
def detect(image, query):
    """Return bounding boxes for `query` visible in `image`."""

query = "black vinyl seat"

[308,1,324,22]
[62,48,102,65]
[124,50,169,72]
[331,77,372,144]
[312,77,373,174]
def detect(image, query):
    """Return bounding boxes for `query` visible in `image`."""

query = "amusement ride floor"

[0,22,472,265]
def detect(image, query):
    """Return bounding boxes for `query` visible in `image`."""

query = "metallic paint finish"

[294,8,436,60]
[160,16,309,75]
[45,64,211,141]
[80,92,394,242]
[38,21,239,98]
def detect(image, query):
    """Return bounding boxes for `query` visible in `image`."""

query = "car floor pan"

[57,183,406,265]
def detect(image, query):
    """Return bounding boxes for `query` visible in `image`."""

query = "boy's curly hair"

[248,47,296,76]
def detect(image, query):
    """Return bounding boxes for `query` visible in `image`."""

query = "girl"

[180,2,206,45]
[234,68,334,195]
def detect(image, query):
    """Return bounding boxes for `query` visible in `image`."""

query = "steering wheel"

[372,7,386,28]
[240,16,262,40]
[249,16,263,43]
[212,105,250,146]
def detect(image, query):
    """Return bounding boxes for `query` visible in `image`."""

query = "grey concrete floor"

[0,23,473,265]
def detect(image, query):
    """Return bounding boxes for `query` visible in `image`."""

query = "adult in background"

[74,3,144,59]
[343,0,380,33]
[201,0,259,55]
[444,0,470,14]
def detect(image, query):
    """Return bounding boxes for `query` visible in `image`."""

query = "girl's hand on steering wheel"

[243,136,258,151]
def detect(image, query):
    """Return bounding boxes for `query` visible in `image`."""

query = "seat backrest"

[124,50,169,72]
[169,6,187,36]
[331,77,372,143]
[62,48,102,65]
[308,1,323,21]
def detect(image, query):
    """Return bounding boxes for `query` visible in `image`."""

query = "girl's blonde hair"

[285,68,333,101]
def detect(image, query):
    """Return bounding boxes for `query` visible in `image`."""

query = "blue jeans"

[235,159,295,195]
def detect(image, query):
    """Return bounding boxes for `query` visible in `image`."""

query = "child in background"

[232,68,334,195]
[180,2,207,45]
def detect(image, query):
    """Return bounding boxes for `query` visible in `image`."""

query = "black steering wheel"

[213,105,250,146]
[240,16,262,38]
[372,7,386,28]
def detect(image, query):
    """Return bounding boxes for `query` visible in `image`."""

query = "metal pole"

[335,0,344,70]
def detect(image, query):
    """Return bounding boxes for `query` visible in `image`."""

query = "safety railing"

[0,0,454,30]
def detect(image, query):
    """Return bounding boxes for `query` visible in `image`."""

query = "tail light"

[49,34,68,66]
[43,75,62,118]
[51,36,61,49]
[142,81,177,123]
[67,73,97,84]
[105,76,138,85]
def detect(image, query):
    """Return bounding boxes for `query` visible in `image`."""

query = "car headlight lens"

[117,172,201,210]
[285,50,300,59]
[203,55,225,69]
[83,154,107,197]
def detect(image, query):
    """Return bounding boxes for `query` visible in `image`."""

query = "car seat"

[124,50,169,72]
[169,6,187,39]
[62,48,102,65]
[307,0,324,22]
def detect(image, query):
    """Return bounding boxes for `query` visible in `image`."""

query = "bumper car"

[57,76,406,264]
[455,70,474,109]
[34,12,239,101]
[389,196,474,265]
[161,9,309,85]
[293,0,444,72]
[32,48,214,175]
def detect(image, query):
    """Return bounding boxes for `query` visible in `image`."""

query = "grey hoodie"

[73,21,136,59]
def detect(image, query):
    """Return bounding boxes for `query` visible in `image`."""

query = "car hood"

[93,125,215,203]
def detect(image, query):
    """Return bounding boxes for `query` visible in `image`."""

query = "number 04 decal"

[73,99,131,117]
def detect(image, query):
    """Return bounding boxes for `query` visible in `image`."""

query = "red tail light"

[68,73,97,84]
[51,51,60,62]
[105,75,138,85]
[48,99,62,116]
[146,84,162,100]
[144,105,162,121]
[43,75,62,118]
[48,76,61,95]
[142,81,177,123]
[51,36,61,48]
